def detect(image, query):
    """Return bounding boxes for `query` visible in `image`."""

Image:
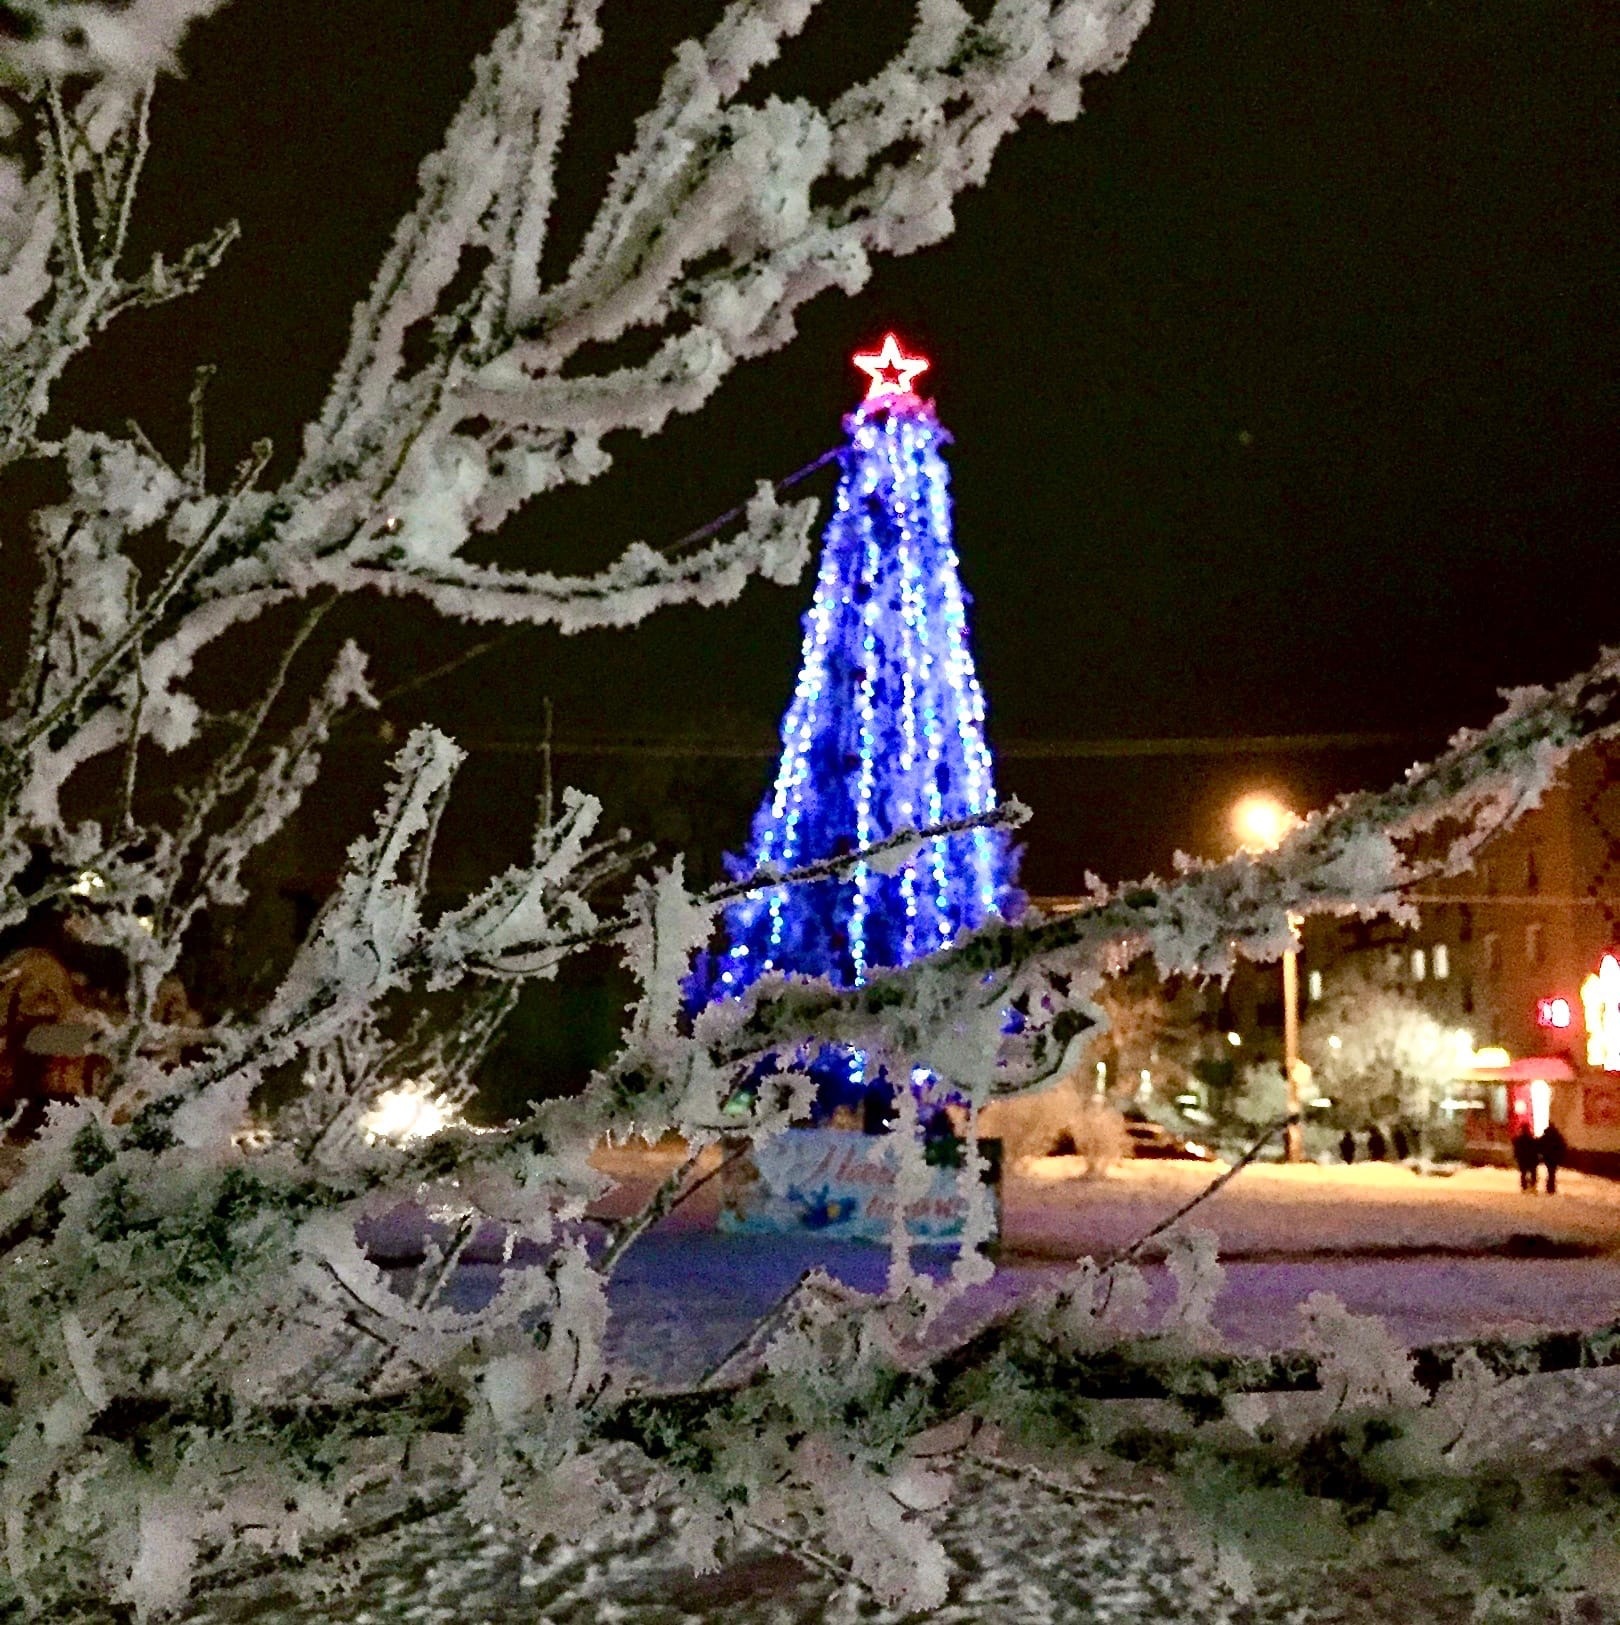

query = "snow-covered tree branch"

[0,2,1615,1619]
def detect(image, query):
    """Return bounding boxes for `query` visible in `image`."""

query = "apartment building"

[1300,736,1620,1173]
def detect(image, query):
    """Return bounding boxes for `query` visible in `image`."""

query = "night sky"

[43,0,1620,895]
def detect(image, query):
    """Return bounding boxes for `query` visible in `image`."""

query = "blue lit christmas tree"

[708,335,1022,1114]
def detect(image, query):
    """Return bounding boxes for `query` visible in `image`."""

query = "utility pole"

[1282,934,1303,1163]
[1231,794,1307,1163]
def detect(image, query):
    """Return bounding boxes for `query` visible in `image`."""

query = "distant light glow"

[1528,1077,1552,1137]
[360,1082,455,1144]
[1583,953,1620,1071]
[1472,1046,1512,1070]
[852,332,930,400]
[1232,792,1298,853]
[1226,1031,1242,1047]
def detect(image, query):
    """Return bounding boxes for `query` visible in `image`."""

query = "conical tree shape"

[716,346,1021,1045]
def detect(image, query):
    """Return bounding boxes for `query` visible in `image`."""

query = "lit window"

[1307,968,1323,1002]
[1483,933,1500,972]
[1433,943,1449,980]
[1412,948,1427,982]
[1525,923,1544,966]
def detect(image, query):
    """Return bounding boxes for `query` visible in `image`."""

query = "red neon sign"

[1537,995,1572,1030]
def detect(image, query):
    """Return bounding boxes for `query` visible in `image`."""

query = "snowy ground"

[589,1149,1620,1386]
[187,1153,1620,1622]
[189,1448,1524,1625]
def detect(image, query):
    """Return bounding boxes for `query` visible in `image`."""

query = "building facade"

[1298,737,1620,1173]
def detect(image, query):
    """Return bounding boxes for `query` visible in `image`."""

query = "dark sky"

[46,0,1620,894]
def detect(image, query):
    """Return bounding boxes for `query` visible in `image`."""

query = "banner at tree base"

[717,1128,1000,1243]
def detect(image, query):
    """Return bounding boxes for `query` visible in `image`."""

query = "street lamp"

[1232,792,1305,1163]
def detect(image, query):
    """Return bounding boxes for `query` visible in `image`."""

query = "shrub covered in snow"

[1069,1097,1129,1177]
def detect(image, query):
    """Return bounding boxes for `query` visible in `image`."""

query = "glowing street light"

[1232,791,1306,1163]
[1232,792,1299,853]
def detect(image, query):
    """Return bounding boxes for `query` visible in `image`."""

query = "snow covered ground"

[587,1148,1620,1386]
[186,1152,1620,1623]
[188,1448,1508,1625]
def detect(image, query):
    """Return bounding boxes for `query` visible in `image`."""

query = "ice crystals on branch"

[3,0,1619,1618]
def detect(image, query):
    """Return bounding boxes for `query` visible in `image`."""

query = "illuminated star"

[852,333,930,400]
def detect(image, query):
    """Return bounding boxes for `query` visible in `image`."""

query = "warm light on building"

[1582,953,1620,1072]
[1471,1046,1512,1069]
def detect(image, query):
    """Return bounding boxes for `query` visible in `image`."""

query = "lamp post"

[1232,793,1305,1163]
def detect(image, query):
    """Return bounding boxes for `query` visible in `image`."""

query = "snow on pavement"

[586,1148,1620,1388]
[181,1153,1620,1622]
[1003,1156,1620,1259]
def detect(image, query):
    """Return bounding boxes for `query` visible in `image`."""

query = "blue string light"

[706,341,1022,1112]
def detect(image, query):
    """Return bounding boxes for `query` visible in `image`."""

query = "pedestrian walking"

[1391,1123,1410,1161]
[1365,1123,1386,1162]
[1511,1124,1539,1192]
[1538,1122,1566,1196]
[1338,1128,1355,1164]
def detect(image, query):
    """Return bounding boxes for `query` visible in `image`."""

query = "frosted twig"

[595,1140,752,1275]
[44,84,90,291]
[1108,1113,1299,1266]
[707,802,1032,908]
[117,574,144,833]
[664,444,841,558]
[7,438,273,767]
[740,1516,876,1595]
[185,1487,468,1604]
[698,1267,815,1390]
[496,803,1029,969]
[967,1451,1152,1509]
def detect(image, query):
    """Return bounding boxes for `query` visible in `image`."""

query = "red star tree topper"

[852,332,930,400]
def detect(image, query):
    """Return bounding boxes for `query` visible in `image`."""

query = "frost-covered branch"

[0,77,237,467]
[2,3,1614,1617]
[0,0,1153,861]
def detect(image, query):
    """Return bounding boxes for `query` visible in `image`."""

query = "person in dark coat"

[1537,1122,1567,1195]
[1338,1128,1355,1164]
[1511,1125,1539,1192]
[1365,1123,1387,1162]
